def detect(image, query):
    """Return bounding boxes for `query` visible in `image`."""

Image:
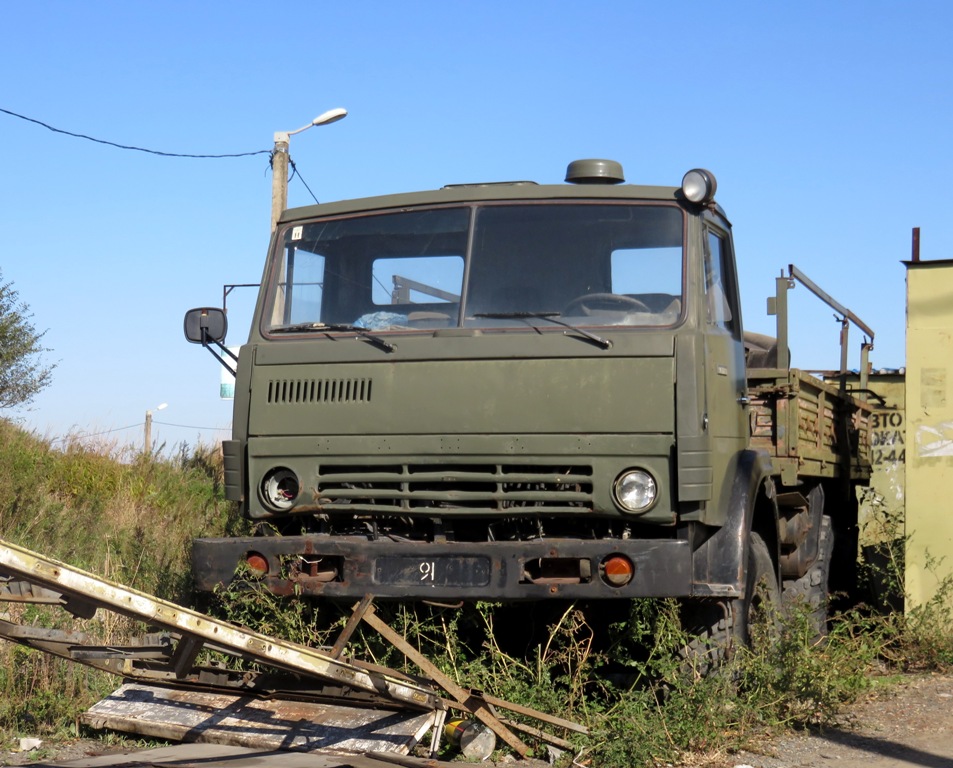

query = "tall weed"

[896,555,953,670]
[201,560,953,764]
[0,419,239,737]
[3,416,953,761]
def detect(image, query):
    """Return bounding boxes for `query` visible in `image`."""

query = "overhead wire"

[152,420,228,431]
[4,106,326,206]
[2,107,323,205]
[49,423,143,442]
[4,105,320,444]
[50,420,226,443]
[288,159,320,204]
[0,106,271,159]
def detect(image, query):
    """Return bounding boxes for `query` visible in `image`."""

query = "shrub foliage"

[0,272,55,410]
[0,419,952,765]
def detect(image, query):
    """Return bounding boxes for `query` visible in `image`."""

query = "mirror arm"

[200,328,238,377]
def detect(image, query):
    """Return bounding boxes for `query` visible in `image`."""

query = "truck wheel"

[781,514,833,642]
[682,532,779,675]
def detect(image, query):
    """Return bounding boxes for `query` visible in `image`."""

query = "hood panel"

[248,357,674,436]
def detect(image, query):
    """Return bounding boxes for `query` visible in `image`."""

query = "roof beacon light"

[681,169,717,204]
[565,159,625,185]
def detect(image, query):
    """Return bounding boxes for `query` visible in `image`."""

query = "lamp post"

[144,403,168,456]
[271,107,348,232]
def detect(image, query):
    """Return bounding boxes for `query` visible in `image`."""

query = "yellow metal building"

[856,371,905,610]
[904,258,953,610]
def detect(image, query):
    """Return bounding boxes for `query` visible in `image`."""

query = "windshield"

[264,202,684,334]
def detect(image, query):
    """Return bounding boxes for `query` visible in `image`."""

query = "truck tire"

[682,532,779,675]
[781,514,833,641]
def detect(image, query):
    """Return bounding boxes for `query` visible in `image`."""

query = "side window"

[270,246,326,327]
[704,231,739,335]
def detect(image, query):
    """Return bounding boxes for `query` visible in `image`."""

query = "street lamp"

[144,402,168,456]
[271,108,348,232]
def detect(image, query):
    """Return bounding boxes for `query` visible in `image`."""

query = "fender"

[690,448,777,597]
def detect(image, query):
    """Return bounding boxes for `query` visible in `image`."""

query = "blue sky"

[1,1,949,450]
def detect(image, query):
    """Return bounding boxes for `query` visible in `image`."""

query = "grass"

[0,421,241,599]
[0,417,952,764]
[0,418,240,742]
[208,583,953,766]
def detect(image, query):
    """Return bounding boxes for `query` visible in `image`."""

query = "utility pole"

[144,410,153,455]
[270,133,289,233]
[143,403,168,456]
[270,108,348,233]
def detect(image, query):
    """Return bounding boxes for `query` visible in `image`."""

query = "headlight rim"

[259,466,301,513]
[612,468,659,514]
[681,168,717,205]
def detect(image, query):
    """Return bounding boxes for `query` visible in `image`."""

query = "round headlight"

[260,467,300,512]
[681,168,717,204]
[613,469,658,513]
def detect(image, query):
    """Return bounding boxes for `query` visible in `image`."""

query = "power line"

[288,158,320,204]
[153,420,228,431]
[49,420,226,443]
[0,106,271,159]
[49,423,141,442]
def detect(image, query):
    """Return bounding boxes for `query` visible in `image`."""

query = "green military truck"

[185,159,873,647]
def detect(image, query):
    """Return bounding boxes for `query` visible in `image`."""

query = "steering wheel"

[562,293,651,316]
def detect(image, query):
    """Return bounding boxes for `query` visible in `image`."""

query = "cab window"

[704,230,739,335]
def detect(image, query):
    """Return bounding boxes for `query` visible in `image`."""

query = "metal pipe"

[788,264,876,342]
[839,318,850,377]
[774,273,791,370]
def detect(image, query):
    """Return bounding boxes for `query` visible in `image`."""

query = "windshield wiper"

[270,322,397,352]
[474,312,611,349]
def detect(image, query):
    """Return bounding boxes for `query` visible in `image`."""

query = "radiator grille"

[267,378,372,404]
[314,463,593,513]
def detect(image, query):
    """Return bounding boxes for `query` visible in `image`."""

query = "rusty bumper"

[191,535,692,601]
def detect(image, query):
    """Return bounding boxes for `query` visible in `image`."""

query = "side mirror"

[184,307,228,344]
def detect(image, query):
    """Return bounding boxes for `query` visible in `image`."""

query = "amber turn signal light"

[600,554,634,587]
[245,552,269,576]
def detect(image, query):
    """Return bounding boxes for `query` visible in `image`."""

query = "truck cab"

[187,161,776,604]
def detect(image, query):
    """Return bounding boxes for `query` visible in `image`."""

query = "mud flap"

[691,448,776,597]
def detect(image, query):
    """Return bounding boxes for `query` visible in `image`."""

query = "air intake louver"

[267,378,372,404]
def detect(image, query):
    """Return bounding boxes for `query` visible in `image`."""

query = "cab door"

[702,223,749,506]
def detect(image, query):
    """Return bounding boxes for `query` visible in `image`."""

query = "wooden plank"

[479,693,588,735]
[24,742,451,768]
[359,606,529,757]
[169,636,204,678]
[499,718,574,749]
[82,683,437,757]
[330,594,375,659]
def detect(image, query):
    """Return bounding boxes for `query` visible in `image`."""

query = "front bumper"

[192,535,692,601]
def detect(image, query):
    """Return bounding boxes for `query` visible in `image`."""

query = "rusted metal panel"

[746,369,873,484]
[0,576,65,604]
[83,683,437,756]
[192,536,692,601]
